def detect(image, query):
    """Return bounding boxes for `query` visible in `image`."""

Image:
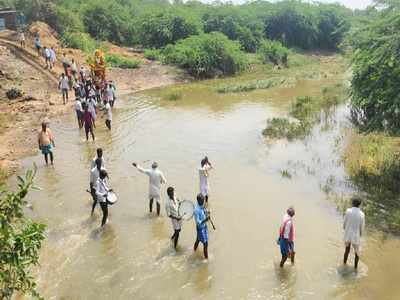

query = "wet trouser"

[105,119,111,130]
[171,229,181,249]
[100,202,108,226]
[90,185,97,215]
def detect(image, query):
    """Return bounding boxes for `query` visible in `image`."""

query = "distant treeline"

[4,0,353,77]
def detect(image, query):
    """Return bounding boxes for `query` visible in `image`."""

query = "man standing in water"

[194,193,210,260]
[166,187,183,249]
[82,105,95,141]
[96,169,112,227]
[278,207,295,268]
[91,148,105,169]
[199,156,213,203]
[343,197,365,270]
[132,162,167,216]
[38,121,55,165]
[90,158,104,215]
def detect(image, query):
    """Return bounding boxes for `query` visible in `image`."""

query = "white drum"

[106,192,118,205]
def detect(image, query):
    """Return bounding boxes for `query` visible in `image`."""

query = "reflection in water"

[16,77,400,299]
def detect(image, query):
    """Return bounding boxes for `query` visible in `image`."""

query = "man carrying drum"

[166,187,183,249]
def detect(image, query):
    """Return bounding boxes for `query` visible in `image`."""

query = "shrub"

[140,13,200,48]
[144,49,162,61]
[0,169,46,299]
[216,78,287,93]
[61,31,97,53]
[263,117,307,140]
[105,54,140,69]
[162,32,248,78]
[257,39,289,66]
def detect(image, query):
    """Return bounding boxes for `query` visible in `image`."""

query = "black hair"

[197,193,204,206]
[352,197,362,208]
[99,169,108,179]
[97,148,103,157]
[167,187,174,198]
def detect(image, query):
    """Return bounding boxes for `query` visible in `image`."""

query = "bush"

[257,39,289,66]
[61,31,97,53]
[216,77,287,93]
[105,54,140,69]
[144,49,162,61]
[140,12,200,48]
[0,169,46,299]
[263,117,307,140]
[162,32,248,78]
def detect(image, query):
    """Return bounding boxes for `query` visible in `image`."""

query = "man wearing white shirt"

[199,156,213,203]
[74,98,83,128]
[90,158,105,216]
[95,169,112,227]
[343,197,365,269]
[59,73,69,104]
[166,186,182,249]
[132,162,167,216]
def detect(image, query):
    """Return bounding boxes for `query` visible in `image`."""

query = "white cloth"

[44,48,51,58]
[71,62,77,72]
[87,100,97,120]
[166,196,182,230]
[90,167,105,185]
[75,100,83,112]
[137,166,166,200]
[199,164,212,196]
[95,178,109,203]
[106,87,114,101]
[343,207,365,246]
[50,49,56,62]
[105,103,112,121]
[59,77,69,90]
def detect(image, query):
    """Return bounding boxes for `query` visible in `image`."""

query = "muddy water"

[18,72,400,299]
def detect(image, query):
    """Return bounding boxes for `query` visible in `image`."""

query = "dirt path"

[0,28,184,182]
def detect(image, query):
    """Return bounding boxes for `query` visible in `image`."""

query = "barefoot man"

[132,162,166,216]
[199,156,213,203]
[38,121,55,165]
[343,197,365,270]
[194,193,210,260]
[278,207,295,268]
[166,187,183,249]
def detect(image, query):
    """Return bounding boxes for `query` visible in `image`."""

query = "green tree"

[0,169,46,299]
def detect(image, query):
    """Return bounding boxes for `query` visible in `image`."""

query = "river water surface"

[18,69,400,299]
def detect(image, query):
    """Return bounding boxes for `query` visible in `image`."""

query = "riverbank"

[0,24,185,184]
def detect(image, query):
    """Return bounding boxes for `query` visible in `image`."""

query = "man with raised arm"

[132,162,167,216]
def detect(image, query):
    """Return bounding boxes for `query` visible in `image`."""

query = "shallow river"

[18,76,400,300]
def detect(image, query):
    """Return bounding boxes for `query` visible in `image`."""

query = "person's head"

[99,169,108,179]
[167,187,174,199]
[72,58,75,62]
[44,46,47,49]
[152,162,158,169]
[197,193,205,207]
[61,73,65,78]
[352,197,362,208]
[97,148,103,159]
[95,158,102,170]
[62,52,66,56]
[287,207,295,217]
[41,121,47,131]
[201,158,207,167]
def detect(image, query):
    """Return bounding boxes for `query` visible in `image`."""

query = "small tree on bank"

[0,169,46,299]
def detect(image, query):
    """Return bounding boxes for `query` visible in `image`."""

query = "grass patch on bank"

[106,54,140,69]
[263,83,348,140]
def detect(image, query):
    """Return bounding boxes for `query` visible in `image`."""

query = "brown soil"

[0,22,185,181]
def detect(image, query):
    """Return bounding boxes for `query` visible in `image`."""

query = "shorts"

[196,226,208,244]
[345,241,360,255]
[41,144,52,155]
[279,238,294,256]
[45,56,51,62]
[200,186,209,197]
[85,124,93,134]
[35,45,41,51]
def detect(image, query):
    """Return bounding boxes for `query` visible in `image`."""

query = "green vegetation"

[0,169,46,299]
[349,1,400,133]
[162,32,248,78]
[263,84,348,140]
[216,77,290,94]
[105,54,140,69]
[257,39,289,66]
[61,31,97,53]
[144,49,162,61]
